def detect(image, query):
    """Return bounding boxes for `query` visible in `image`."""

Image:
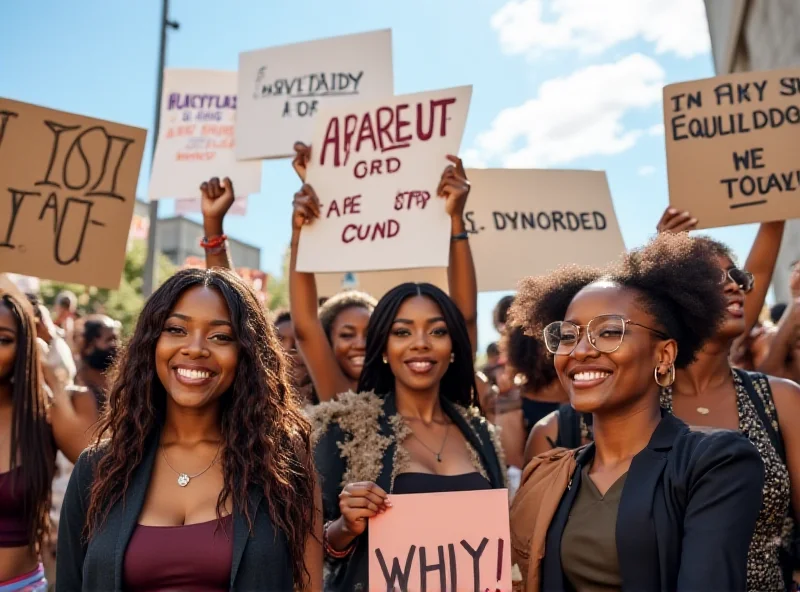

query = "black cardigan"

[56,434,294,592]
[313,393,506,592]
[541,413,764,592]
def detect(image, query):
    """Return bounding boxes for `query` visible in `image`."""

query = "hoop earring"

[654,364,675,388]
[450,353,455,363]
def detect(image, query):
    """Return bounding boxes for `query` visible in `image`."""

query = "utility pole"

[142,0,179,297]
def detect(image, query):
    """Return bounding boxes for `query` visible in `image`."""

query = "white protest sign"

[236,29,394,160]
[148,69,262,200]
[296,85,473,273]
[463,169,626,291]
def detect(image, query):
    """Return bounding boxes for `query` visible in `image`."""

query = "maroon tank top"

[0,466,29,547]
[123,515,233,591]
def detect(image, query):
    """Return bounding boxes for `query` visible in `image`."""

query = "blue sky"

[2,0,759,352]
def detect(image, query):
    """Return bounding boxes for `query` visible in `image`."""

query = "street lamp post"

[142,0,179,297]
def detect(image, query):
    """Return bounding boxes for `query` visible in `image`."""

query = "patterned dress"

[661,371,791,591]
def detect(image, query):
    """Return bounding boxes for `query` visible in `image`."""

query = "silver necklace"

[407,422,451,463]
[161,441,222,487]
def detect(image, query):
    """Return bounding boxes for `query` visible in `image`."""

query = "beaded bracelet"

[323,521,355,559]
[200,234,227,249]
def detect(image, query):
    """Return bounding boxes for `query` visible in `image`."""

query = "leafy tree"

[39,240,176,336]
[266,245,290,312]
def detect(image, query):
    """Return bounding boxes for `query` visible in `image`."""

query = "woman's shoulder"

[671,425,762,477]
[307,390,385,442]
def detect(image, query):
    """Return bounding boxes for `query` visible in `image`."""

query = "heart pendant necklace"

[161,440,222,487]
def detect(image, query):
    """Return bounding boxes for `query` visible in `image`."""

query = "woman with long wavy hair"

[56,268,322,591]
[311,282,505,591]
[0,287,96,592]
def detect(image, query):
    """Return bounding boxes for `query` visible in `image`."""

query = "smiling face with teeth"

[155,286,238,411]
[330,306,371,382]
[554,282,676,416]
[384,295,453,395]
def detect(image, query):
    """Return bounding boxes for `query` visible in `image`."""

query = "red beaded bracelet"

[323,521,355,559]
[200,234,227,250]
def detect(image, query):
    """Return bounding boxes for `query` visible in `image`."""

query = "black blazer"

[314,393,506,592]
[56,434,294,592]
[541,413,764,592]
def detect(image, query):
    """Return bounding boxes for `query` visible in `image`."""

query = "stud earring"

[450,353,455,363]
[382,355,388,364]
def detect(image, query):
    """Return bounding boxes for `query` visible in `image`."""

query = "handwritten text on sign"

[296,85,472,273]
[368,489,511,592]
[236,29,393,159]
[463,169,625,292]
[0,98,146,288]
[148,69,262,200]
[664,68,800,228]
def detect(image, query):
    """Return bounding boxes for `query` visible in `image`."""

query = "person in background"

[273,309,315,405]
[0,290,97,591]
[311,282,505,591]
[772,303,788,325]
[57,268,322,591]
[289,145,479,402]
[658,208,800,590]
[758,262,800,382]
[485,341,500,368]
[493,295,514,336]
[52,292,77,352]
[510,233,763,590]
[75,315,120,410]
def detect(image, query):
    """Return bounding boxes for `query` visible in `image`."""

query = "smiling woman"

[56,268,322,592]
[310,282,506,591]
[509,233,765,591]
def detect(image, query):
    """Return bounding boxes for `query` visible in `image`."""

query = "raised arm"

[200,176,236,270]
[290,184,354,401]
[439,156,478,352]
[740,221,785,333]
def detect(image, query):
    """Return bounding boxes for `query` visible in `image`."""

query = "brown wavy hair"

[2,294,55,554]
[84,268,315,585]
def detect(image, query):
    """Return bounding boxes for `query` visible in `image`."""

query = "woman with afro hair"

[510,233,763,591]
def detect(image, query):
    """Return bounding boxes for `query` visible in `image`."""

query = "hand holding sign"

[656,206,698,234]
[292,142,311,182]
[438,155,471,219]
[338,481,391,537]
[292,184,322,231]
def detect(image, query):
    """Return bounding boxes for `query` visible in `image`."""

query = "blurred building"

[704,0,800,303]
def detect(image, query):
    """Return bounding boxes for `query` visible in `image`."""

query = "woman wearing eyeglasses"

[655,230,800,590]
[509,233,763,591]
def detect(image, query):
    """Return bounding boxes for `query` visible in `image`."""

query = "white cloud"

[647,123,665,136]
[491,0,711,60]
[468,53,665,168]
[638,165,656,176]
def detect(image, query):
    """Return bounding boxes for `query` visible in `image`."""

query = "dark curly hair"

[1,294,55,555]
[502,324,558,392]
[318,290,376,342]
[493,295,515,331]
[357,283,478,409]
[272,308,292,327]
[510,233,727,369]
[85,269,315,586]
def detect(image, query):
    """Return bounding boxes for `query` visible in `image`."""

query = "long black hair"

[356,283,478,409]
[2,294,55,554]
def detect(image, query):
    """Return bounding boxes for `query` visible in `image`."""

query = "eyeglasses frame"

[543,314,670,356]
[721,267,754,293]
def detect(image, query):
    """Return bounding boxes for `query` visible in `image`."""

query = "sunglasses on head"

[721,267,753,293]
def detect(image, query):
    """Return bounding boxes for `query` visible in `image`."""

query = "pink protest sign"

[368,489,511,592]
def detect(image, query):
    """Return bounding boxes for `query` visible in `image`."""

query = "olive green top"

[560,465,628,592]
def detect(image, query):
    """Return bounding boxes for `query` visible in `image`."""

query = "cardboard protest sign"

[0,98,146,288]
[368,489,512,592]
[236,29,394,160]
[664,68,800,228]
[174,195,248,216]
[295,85,473,274]
[315,267,448,299]
[148,69,262,200]
[463,169,625,291]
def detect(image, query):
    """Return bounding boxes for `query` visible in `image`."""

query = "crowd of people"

[0,144,798,591]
